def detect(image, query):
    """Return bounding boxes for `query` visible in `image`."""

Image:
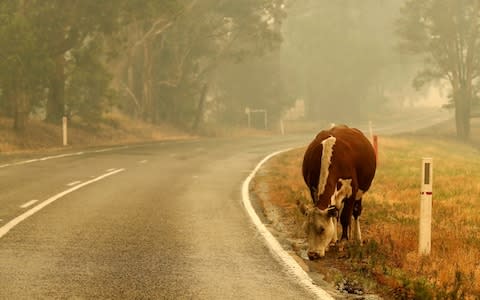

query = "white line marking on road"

[242,149,334,300]
[0,168,125,239]
[139,160,148,164]
[106,168,116,172]
[66,181,82,186]
[93,148,115,153]
[0,146,130,169]
[20,200,39,209]
[17,159,37,165]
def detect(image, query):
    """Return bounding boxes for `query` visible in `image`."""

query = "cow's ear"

[327,206,338,218]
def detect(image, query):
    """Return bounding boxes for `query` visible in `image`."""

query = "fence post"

[62,116,68,146]
[419,157,433,255]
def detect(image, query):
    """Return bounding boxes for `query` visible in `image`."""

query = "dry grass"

[0,112,192,155]
[254,135,480,299]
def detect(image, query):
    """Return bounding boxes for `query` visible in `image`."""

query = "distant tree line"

[282,0,480,140]
[0,0,287,132]
[397,0,480,140]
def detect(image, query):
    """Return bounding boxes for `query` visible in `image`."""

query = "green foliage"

[65,39,113,127]
[0,0,287,132]
[396,0,480,139]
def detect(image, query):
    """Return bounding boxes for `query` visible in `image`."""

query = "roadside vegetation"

[0,112,192,154]
[0,1,290,135]
[0,110,275,155]
[252,129,480,299]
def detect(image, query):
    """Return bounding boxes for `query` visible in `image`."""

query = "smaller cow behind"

[300,125,376,260]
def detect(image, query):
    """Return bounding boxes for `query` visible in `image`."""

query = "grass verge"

[252,134,480,299]
[0,112,192,155]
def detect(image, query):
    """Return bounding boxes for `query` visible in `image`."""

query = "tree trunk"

[142,40,153,122]
[1,86,14,118]
[126,54,140,119]
[192,83,209,132]
[13,88,29,132]
[46,54,65,123]
[454,86,471,141]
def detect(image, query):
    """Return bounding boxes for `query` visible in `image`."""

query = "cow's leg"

[340,198,354,240]
[352,191,364,243]
[330,179,351,243]
[331,212,339,244]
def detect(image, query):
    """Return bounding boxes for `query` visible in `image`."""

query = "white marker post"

[245,107,251,128]
[62,116,68,146]
[419,157,433,255]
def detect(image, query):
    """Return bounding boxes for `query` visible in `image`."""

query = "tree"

[0,0,123,130]
[281,0,409,122]
[34,0,121,124]
[0,0,51,131]
[112,0,285,130]
[64,38,113,127]
[396,0,480,140]
[0,0,287,133]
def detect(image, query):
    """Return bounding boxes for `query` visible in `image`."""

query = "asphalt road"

[0,135,318,299]
[0,109,452,299]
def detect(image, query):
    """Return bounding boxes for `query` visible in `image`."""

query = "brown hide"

[302,126,376,239]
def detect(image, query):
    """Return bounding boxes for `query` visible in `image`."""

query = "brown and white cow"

[300,125,376,260]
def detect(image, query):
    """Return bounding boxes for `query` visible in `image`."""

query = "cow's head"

[299,202,338,260]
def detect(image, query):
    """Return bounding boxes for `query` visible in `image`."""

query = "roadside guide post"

[419,157,433,255]
[245,107,251,128]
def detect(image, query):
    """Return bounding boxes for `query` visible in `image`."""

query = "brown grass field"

[0,112,194,155]
[252,133,480,299]
[0,112,275,156]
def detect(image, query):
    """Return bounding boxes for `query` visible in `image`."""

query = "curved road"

[0,109,452,299]
[0,136,317,299]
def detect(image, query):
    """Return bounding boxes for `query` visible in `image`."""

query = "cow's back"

[329,126,376,192]
[302,126,376,204]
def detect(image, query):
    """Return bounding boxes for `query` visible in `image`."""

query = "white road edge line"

[241,149,334,300]
[20,200,39,209]
[0,168,125,240]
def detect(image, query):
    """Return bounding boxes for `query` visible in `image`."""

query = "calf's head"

[299,203,338,260]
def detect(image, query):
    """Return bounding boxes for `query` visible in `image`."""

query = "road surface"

[0,136,318,299]
[0,109,452,299]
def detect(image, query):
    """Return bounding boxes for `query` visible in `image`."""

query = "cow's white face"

[299,204,337,260]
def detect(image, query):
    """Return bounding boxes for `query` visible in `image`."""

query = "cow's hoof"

[307,252,322,260]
